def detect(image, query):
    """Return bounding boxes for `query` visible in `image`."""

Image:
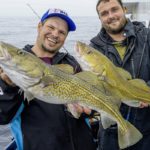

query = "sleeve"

[0,79,24,124]
[146,28,150,86]
[147,81,150,86]
[65,53,82,73]
[89,41,106,55]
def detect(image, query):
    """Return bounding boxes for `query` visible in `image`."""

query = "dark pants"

[98,125,150,150]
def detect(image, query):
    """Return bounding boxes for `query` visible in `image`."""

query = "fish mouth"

[74,42,91,71]
[74,42,81,60]
[0,46,12,61]
[80,61,91,71]
[74,41,84,58]
[74,53,91,71]
[75,41,79,53]
[75,41,84,54]
[2,65,42,89]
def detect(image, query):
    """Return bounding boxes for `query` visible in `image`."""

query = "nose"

[52,29,59,38]
[108,11,114,18]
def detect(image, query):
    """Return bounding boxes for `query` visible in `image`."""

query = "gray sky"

[0,0,98,17]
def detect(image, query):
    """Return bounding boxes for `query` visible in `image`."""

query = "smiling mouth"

[47,37,58,44]
[109,21,118,25]
[108,18,118,24]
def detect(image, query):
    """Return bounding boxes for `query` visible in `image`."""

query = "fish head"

[0,41,44,89]
[75,41,103,71]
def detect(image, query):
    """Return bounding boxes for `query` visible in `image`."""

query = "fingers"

[139,102,149,108]
[70,103,91,114]
[83,107,92,115]
[0,67,3,74]
[67,103,92,118]
[73,104,84,114]
[67,104,81,118]
[0,67,15,86]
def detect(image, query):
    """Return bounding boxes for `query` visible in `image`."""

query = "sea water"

[0,16,100,56]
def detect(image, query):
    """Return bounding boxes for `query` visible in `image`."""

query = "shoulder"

[65,53,78,63]
[90,29,109,54]
[63,53,82,73]
[132,21,150,35]
[134,23,150,44]
[22,45,33,53]
[90,38,106,55]
[53,52,82,73]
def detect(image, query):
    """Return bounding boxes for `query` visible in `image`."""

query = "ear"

[123,7,127,13]
[37,22,43,33]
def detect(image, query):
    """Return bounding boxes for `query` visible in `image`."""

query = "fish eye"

[17,50,25,55]
[87,50,92,54]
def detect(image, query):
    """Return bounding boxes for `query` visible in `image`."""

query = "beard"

[41,44,59,54]
[103,16,127,34]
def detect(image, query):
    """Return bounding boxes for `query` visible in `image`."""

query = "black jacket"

[90,20,150,150]
[0,79,24,124]
[21,45,96,150]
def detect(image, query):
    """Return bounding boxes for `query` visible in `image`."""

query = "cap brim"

[42,13,76,31]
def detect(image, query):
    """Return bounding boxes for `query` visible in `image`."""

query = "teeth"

[47,38,57,44]
[110,20,117,24]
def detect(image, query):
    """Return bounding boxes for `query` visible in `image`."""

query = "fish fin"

[121,99,140,107]
[101,113,116,129]
[118,121,143,149]
[18,89,24,94]
[75,71,99,84]
[98,75,117,87]
[116,67,132,80]
[41,76,56,87]
[93,66,105,75]
[54,64,74,74]
[128,79,150,92]
[92,67,117,87]
[24,91,34,101]
[102,82,140,108]
[75,71,107,92]
[109,97,121,107]
[100,82,122,104]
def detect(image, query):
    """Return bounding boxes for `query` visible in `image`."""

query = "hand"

[0,67,15,86]
[139,102,149,108]
[67,103,91,118]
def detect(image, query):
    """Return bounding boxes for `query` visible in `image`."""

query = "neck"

[108,32,126,42]
[31,44,56,58]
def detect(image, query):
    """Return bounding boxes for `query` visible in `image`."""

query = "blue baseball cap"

[41,8,76,32]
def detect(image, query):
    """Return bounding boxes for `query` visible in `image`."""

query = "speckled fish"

[0,41,142,149]
[75,41,150,107]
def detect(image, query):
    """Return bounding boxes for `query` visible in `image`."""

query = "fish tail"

[118,121,143,149]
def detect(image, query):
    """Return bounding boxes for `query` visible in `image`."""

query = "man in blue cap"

[0,8,97,150]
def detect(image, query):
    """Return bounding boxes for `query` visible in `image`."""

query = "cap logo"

[48,9,68,16]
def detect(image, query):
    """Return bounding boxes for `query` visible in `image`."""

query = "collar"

[23,45,68,65]
[91,20,136,46]
[51,52,68,65]
[123,20,136,38]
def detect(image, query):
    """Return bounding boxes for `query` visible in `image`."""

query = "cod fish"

[0,41,142,149]
[75,41,150,107]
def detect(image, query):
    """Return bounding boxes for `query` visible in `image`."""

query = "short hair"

[96,0,124,14]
